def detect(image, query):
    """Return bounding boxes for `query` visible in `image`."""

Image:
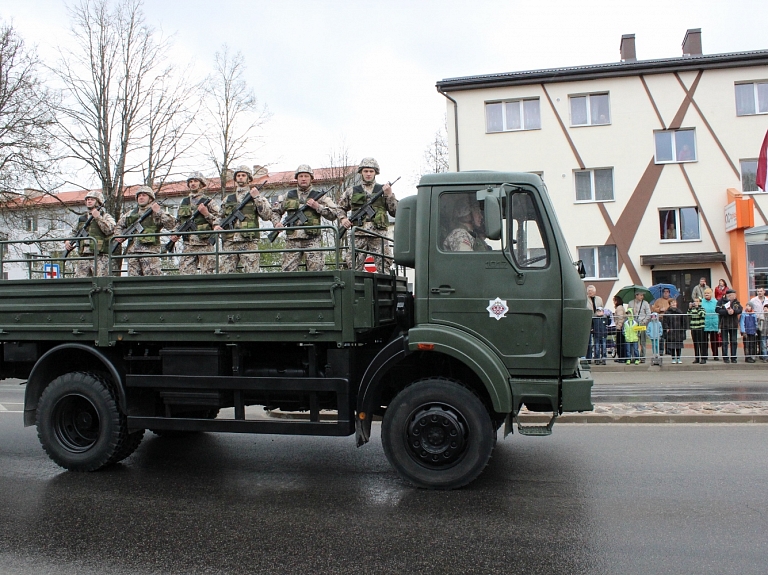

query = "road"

[1,382,766,575]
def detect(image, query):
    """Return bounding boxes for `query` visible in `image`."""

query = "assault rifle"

[65,211,98,257]
[339,176,400,239]
[111,205,158,254]
[267,186,333,243]
[209,182,267,245]
[163,197,212,253]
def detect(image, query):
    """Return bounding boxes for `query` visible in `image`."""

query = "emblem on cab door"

[486,297,509,320]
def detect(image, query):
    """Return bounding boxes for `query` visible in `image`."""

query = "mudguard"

[23,343,126,427]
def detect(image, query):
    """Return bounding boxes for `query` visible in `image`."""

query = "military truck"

[0,171,592,489]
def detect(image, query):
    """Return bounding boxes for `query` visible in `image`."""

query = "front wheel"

[381,378,495,489]
[36,372,127,471]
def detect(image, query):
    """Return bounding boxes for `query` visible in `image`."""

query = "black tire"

[36,372,127,472]
[381,378,495,490]
[114,429,145,463]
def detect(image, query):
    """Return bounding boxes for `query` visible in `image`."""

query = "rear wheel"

[381,378,495,489]
[36,372,126,471]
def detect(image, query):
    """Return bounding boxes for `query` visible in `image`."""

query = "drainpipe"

[436,86,460,172]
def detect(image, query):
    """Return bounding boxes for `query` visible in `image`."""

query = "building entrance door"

[652,268,711,309]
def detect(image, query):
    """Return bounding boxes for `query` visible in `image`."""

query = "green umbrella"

[615,285,653,305]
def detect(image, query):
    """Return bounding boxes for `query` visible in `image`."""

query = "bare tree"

[325,137,357,202]
[0,22,58,204]
[51,0,191,218]
[202,45,270,194]
[422,117,450,175]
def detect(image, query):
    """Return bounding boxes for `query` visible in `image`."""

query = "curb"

[518,413,768,424]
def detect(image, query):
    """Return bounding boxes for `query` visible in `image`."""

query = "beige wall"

[445,64,768,300]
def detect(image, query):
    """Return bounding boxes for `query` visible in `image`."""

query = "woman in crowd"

[612,295,626,362]
[714,278,729,301]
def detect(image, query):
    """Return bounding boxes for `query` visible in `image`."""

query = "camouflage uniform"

[176,175,221,275]
[275,166,343,272]
[114,187,176,276]
[220,186,277,274]
[70,192,116,278]
[443,225,489,252]
[338,158,397,273]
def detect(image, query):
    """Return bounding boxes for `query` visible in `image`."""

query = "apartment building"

[436,29,768,306]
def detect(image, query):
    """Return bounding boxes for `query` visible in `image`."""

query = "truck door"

[428,186,562,376]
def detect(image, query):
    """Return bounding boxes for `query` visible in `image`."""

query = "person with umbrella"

[651,287,677,316]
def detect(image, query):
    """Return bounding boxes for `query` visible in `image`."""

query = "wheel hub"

[406,404,467,468]
[52,394,101,453]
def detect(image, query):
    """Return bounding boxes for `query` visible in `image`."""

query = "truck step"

[514,413,557,436]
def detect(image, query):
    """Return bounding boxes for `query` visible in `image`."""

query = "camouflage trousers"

[220,240,260,274]
[126,245,163,276]
[282,237,325,272]
[179,242,216,275]
[74,253,111,278]
[347,231,393,273]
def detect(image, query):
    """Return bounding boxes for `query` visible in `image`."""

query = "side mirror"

[483,196,502,241]
[574,260,586,279]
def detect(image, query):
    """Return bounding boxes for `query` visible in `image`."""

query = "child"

[663,302,688,364]
[740,304,758,363]
[591,307,609,365]
[623,308,639,365]
[646,312,663,362]
[688,297,707,363]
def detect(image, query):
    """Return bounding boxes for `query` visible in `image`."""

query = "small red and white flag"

[363,256,377,273]
[758,128,768,192]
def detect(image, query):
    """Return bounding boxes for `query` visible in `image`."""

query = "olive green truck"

[0,171,593,489]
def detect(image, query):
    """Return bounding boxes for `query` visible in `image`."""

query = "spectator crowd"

[585,278,768,366]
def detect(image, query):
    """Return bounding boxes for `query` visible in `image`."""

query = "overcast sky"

[8,0,768,192]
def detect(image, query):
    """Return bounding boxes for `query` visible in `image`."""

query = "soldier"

[443,196,490,252]
[114,186,176,276]
[274,165,343,272]
[171,172,220,275]
[338,157,397,272]
[64,190,116,278]
[219,165,276,274]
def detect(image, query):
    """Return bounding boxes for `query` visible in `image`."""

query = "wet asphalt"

[1,380,767,575]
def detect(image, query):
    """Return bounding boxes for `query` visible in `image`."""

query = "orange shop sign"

[724,197,754,232]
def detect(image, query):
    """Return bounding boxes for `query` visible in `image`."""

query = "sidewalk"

[518,366,768,425]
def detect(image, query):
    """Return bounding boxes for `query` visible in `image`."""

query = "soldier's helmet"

[294,164,314,179]
[84,190,105,206]
[357,157,380,175]
[187,171,208,188]
[233,165,253,182]
[454,197,472,218]
[135,185,156,201]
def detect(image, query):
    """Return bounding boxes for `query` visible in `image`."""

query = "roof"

[436,49,768,91]
[418,171,543,187]
[4,166,356,210]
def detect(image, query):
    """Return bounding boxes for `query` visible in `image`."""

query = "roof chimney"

[620,34,636,62]
[682,28,702,57]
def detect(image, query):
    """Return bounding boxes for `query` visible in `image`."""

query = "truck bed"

[0,271,407,346]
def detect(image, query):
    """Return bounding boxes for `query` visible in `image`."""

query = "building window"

[735,82,768,116]
[654,129,696,163]
[577,245,618,280]
[659,207,700,241]
[24,216,38,232]
[485,99,541,133]
[741,159,759,193]
[570,93,610,126]
[574,168,614,202]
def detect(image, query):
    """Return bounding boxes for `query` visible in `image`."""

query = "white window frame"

[574,168,614,203]
[577,245,618,280]
[653,129,697,164]
[24,215,38,232]
[735,81,768,116]
[740,159,760,193]
[569,92,611,126]
[659,207,701,242]
[485,98,541,133]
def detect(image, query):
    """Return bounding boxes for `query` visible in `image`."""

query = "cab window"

[438,192,498,253]
[509,191,548,268]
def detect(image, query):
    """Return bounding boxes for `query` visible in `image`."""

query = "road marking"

[0,404,23,413]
